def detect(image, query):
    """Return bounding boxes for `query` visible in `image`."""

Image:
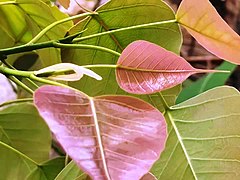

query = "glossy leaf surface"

[63,0,182,112]
[116,40,215,94]
[152,86,240,179]
[0,103,51,163]
[34,85,167,180]
[0,141,37,180]
[0,0,72,66]
[176,0,240,64]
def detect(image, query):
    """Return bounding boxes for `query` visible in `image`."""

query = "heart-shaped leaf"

[63,0,182,113]
[151,86,240,179]
[116,40,221,94]
[176,0,240,64]
[34,85,167,180]
[0,102,51,163]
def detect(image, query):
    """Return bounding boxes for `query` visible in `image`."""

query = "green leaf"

[55,161,87,180]
[177,62,236,103]
[152,86,240,179]
[26,157,66,180]
[63,0,182,112]
[0,141,37,180]
[0,0,73,66]
[0,102,51,163]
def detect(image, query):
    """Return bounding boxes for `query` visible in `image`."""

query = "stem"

[0,98,33,107]
[29,74,71,88]
[0,1,15,6]
[2,59,39,89]
[0,41,54,56]
[0,66,33,77]
[8,76,34,95]
[27,12,97,44]
[53,42,121,57]
[0,41,120,58]
[65,155,69,166]
[82,64,118,69]
[73,19,177,43]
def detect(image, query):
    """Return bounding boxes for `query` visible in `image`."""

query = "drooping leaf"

[63,0,182,112]
[34,63,102,81]
[151,86,240,179]
[34,85,167,180]
[0,102,51,163]
[55,161,87,180]
[0,141,37,180]
[176,0,240,64]
[0,0,73,66]
[177,61,236,103]
[116,40,221,94]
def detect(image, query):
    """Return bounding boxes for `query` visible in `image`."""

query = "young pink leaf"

[176,0,240,64]
[34,85,167,180]
[34,63,102,81]
[116,40,222,94]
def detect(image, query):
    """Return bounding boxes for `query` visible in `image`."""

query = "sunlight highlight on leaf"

[176,0,240,64]
[34,85,167,180]
[34,63,102,81]
[116,40,222,94]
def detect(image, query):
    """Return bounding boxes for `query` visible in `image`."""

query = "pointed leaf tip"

[116,40,216,94]
[34,63,102,81]
[176,0,240,64]
[34,85,167,180]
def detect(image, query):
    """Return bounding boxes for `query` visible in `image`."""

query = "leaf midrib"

[89,98,111,180]
[167,111,198,180]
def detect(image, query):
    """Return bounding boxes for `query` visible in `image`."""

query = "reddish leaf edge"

[115,40,229,95]
[33,85,167,180]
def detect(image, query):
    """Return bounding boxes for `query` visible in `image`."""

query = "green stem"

[65,155,69,166]
[73,19,177,43]
[0,1,15,6]
[2,59,39,89]
[0,41,120,58]
[29,74,71,88]
[0,98,33,107]
[0,41,54,56]
[27,12,97,44]
[0,66,33,77]
[82,64,118,69]
[8,76,34,94]
[53,42,121,57]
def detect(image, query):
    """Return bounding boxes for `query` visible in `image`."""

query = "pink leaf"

[176,0,240,64]
[34,85,167,180]
[116,40,221,94]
